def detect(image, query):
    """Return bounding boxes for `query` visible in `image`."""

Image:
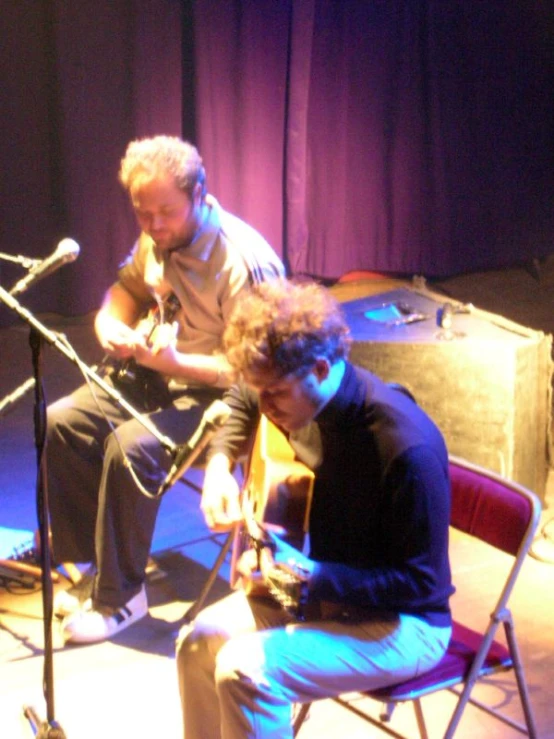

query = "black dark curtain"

[0,0,183,326]
[193,0,554,278]
[0,0,553,328]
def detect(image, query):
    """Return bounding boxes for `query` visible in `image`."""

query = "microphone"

[10,238,80,296]
[157,399,232,496]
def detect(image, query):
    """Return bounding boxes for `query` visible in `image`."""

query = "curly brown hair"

[118,135,206,198]
[223,279,351,377]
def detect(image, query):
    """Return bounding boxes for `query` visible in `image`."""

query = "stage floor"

[2,259,554,738]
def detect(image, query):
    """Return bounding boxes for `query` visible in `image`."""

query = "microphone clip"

[156,399,232,497]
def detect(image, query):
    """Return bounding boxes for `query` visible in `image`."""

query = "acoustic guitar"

[230,415,315,619]
[99,292,181,412]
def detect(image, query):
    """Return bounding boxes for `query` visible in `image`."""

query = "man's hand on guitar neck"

[201,453,242,532]
[235,530,317,619]
[260,529,316,584]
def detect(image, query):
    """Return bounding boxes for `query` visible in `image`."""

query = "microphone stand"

[0,283,178,737]
[0,250,42,270]
[21,325,66,738]
[0,252,54,419]
[0,283,234,728]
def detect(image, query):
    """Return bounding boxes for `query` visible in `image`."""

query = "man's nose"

[259,394,274,415]
[151,214,165,230]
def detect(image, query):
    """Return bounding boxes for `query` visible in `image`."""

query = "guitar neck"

[230,416,315,589]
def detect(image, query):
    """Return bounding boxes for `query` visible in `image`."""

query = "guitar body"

[99,292,181,412]
[110,363,172,412]
[230,416,315,590]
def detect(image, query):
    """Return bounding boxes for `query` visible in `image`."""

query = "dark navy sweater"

[210,362,454,626]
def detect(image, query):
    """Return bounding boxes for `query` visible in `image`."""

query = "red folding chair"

[293,455,541,738]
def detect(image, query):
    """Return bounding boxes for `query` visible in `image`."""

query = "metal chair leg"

[181,530,235,623]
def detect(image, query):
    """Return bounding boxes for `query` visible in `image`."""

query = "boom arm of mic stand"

[0,284,177,454]
[0,251,42,269]
[0,376,36,418]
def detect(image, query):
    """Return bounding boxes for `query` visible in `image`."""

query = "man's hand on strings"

[133,321,179,370]
[96,315,146,360]
[201,454,242,532]
[145,320,179,355]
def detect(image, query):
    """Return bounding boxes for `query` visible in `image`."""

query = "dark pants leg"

[46,381,221,609]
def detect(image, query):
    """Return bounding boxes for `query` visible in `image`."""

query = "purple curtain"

[192,0,290,264]
[193,0,554,279]
[1,0,553,329]
[0,0,183,325]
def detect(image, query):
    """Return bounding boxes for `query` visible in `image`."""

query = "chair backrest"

[448,455,540,556]
[448,455,541,615]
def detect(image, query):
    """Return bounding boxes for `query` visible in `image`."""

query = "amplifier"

[333,279,553,502]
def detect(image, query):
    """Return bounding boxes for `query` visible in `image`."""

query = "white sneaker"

[62,586,148,644]
[53,565,95,618]
[54,590,91,618]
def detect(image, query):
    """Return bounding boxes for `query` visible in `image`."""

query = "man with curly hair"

[46,136,284,643]
[176,279,453,739]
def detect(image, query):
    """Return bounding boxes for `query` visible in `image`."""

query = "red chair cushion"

[365,622,512,701]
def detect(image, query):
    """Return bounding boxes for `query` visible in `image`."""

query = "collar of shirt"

[288,364,368,468]
[314,362,367,430]
[165,194,222,266]
[288,422,323,469]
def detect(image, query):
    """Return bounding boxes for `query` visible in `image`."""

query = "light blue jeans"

[176,590,451,739]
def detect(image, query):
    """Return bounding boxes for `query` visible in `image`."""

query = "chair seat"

[366,621,512,702]
[292,459,540,739]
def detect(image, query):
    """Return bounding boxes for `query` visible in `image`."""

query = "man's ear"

[313,357,331,382]
[192,182,203,207]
